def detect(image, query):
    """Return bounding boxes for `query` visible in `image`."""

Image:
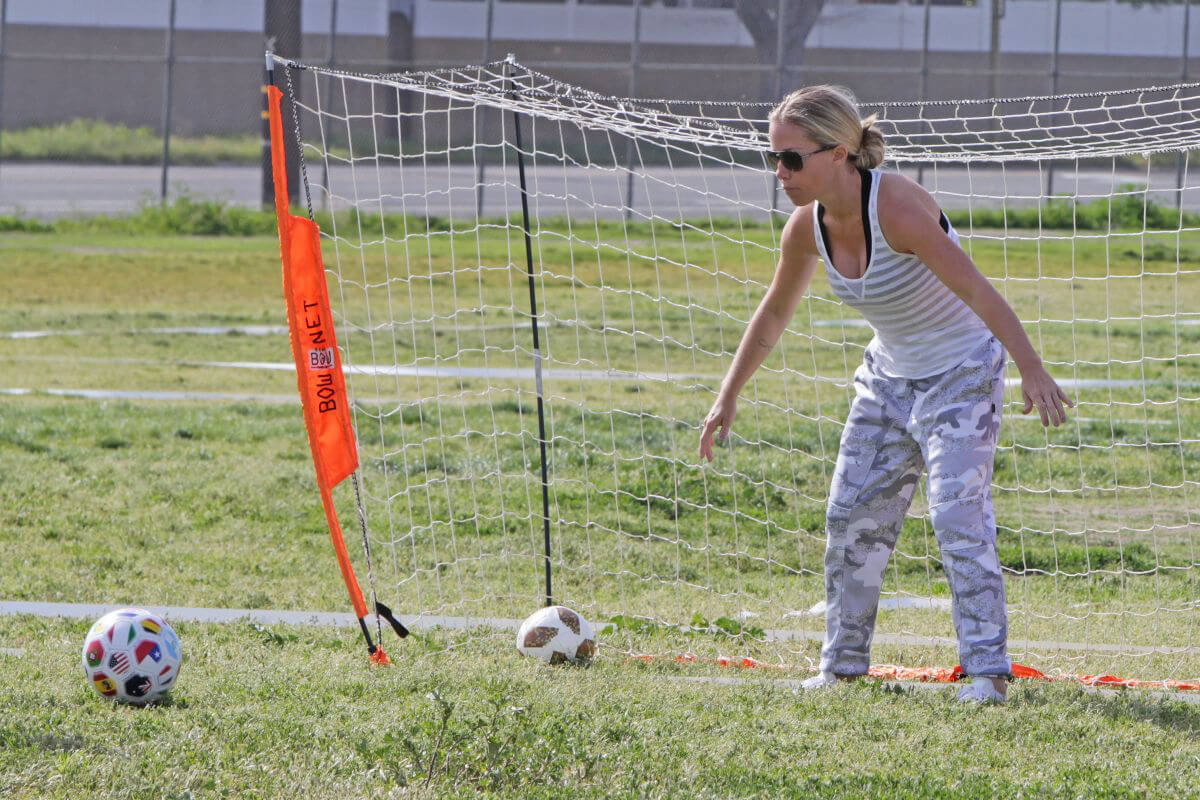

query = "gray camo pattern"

[820,336,1011,678]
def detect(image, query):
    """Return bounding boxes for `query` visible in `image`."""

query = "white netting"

[274,56,1199,685]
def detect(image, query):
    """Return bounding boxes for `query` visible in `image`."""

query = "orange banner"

[268,85,358,491]
[268,83,368,623]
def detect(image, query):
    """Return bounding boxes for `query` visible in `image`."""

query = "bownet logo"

[307,347,335,370]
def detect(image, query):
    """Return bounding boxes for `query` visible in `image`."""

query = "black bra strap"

[858,168,872,256]
[817,168,874,276]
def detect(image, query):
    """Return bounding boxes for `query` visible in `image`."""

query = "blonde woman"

[698,86,1072,703]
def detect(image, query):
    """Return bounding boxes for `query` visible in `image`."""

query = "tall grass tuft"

[946,184,1200,230]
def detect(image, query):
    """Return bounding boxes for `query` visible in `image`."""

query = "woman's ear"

[831,144,851,167]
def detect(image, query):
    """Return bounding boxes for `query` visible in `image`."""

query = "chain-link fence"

[0,0,1196,217]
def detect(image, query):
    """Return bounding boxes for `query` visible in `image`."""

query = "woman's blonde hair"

[768,85,885,170]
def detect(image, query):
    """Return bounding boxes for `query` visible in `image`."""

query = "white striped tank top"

[812,167,990,379]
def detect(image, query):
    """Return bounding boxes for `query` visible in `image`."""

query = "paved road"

[1,162,1194,220]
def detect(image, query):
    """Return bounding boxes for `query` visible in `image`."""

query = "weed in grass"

[352,682,601,792]
[250,623,298,647]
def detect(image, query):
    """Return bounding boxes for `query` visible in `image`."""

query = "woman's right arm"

[699,205,821,462]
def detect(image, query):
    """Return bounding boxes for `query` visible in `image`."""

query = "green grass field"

[2,614,1199,800]
[1,220,1198,798]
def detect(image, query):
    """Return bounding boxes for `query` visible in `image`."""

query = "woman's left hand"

[1020,362,1074,427]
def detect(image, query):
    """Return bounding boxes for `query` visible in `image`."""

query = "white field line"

[0,601,515,633]
[1,648,25,657]
[5,318,1199,339]
[664,675,1200,706]
[0,388,299,404]
[1,382,1185,429]
[798,596,953,616]
[2,325,288,340]
[192,360,703,383]
[8,347,1198,391]
[198,360,1200,391]
[1009,415,1175,425]
[257,361,1200,392]
[7,606,1190,700]
[3,601,1195,658]
[813,319,1200,328]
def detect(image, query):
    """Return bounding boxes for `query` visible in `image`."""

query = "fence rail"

[0,0,1195,215]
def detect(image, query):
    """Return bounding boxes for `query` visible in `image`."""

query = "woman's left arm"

[883,179,1073,427]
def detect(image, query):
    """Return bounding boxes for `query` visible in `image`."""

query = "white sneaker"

[800,671,842,690]
[956,677,1007,704]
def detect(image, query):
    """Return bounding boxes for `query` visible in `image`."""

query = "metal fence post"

[770,0,785,214]
[773,0,784,101]
[476,0,495,219]
[328,0,338,72]
[623,0,643,221]
[0,0,9,190]
[320,0,338,210]
[916,0,932,186]
[988,0,1002,102]
[160,0,178,204]
[1046,0,1062,199]
[1177,0,1192,207]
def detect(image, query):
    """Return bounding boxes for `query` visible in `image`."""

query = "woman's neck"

[818,165,865,224]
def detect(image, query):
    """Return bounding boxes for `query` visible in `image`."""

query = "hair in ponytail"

[856,113,885,169]
[769,85,886,169]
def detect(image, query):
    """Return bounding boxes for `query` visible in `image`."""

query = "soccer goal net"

[267,54,1199,688]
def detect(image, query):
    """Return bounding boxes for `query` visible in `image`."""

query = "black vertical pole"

[160,0,177,204]
[504,56,554,608]
[263,0,301,207]
[262,53,275,208]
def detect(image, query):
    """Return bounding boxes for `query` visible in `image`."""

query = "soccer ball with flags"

[516,605,596,666]
[81,608,183,705]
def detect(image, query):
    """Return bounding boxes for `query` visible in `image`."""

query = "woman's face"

[767,119,841,207]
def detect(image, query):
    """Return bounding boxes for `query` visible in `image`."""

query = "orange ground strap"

[629,653,1199,692]
[268,85,377,637]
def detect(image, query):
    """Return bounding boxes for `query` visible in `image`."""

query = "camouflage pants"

[820,336,1011,678]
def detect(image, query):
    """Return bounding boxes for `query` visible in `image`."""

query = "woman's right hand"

[699,393,737,462]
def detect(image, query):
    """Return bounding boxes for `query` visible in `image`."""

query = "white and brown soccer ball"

[81,608,183,705]
[516,605,596,665]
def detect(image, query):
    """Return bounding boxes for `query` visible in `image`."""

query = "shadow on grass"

[1017,682,1200,734]
[1077,688,1200,735]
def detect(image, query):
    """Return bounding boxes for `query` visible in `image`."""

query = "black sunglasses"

[765,144,837,172]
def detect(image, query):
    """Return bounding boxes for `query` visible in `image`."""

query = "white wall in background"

[6,0,1198,59]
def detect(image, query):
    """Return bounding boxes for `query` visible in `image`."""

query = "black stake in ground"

[504,56,554,608]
